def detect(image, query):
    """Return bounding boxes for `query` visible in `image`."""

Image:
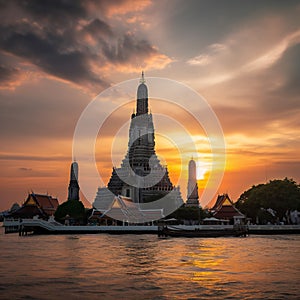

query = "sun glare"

[196,162,208,180]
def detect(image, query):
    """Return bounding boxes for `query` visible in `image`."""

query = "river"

[0,226,299,299]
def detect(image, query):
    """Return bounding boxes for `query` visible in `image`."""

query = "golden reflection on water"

[0,228,299,300]
[183,242,225,285]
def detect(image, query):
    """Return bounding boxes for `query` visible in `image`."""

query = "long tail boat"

[158,225,248,238]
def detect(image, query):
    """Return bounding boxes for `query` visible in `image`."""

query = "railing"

[3,218,62,234]
[248,224,300,230]
[4,218,300,235]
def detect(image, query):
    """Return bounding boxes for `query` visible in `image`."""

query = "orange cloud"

[105,53,173,74]
[104,0,152,17]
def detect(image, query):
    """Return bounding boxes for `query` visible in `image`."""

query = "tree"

[167,206,210,223]
[54,200,86,224]
[236,178,300,223]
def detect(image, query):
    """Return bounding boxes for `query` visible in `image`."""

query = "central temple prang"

[93,72,183,213]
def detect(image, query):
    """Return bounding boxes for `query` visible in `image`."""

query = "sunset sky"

[0,0,299,211]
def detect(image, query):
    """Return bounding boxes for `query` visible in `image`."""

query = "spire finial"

[140,70,145,83]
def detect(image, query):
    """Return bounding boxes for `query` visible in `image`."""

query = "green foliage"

[236,178,300,222]
[257,209,276,225]
[54,200,86,222]
[168,206,209,222]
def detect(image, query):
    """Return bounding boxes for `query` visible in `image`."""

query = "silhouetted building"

[9,192,59,219]
[186,158,199,207]
[94,72,183,210]
[210,193,245,224]
[68,161,80,201]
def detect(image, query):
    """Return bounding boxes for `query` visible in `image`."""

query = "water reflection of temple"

[93,73,183,213]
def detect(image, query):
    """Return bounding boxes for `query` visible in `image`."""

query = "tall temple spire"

[68,161,80,201]
[140,70,145,83]
[136,71,148,115]
[100,75,183,206]
[186,158,199,207]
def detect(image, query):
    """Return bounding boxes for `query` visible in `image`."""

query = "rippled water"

[0,225,299,299]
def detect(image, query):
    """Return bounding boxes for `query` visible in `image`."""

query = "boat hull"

[158,226,248,238]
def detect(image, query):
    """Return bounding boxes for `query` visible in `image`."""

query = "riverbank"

[3,219,300,235]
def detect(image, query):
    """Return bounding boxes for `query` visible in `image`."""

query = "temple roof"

[10,192,59,218]
[97,195,164,222]
[32,193,59,210]
[11,205,43,218]
[211,193,244,219]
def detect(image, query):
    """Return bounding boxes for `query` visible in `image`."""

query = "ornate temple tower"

[68,161,80,201]
[94,72,183,207]
[186,158,199,207]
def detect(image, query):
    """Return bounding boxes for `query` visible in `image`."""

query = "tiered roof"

[96,195,164,223]
[10,192,59,218]
[211,194,244,219]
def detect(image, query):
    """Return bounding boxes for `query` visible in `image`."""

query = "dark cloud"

[0,0,166,90]
[205,38,300,135]
[102,33,158,63]
[274,43,300,96]
[160,0,300,57]
[0,22,106,89]
[84,18,113,38]
[17,0,87,25]
[254,43,300,115]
